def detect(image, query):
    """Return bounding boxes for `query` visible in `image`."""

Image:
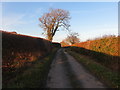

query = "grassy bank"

[66,47,119,72]
[3,48,58,88]
[72,35,119,56]
[66,48,119,88]
[2,30,52,69]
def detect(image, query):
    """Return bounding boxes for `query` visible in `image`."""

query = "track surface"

[46,48,106,88]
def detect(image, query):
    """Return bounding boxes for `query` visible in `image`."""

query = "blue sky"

[2,2,118,42]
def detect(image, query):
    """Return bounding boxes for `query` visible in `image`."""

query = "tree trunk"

[48,36,53,41]
[47,30,53,41]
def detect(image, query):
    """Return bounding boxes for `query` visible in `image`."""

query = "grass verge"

[66,49,119,88]
[3,48,58,88]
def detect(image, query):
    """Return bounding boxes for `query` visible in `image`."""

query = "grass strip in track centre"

[61,49,82,88]
[4,48,58,88]
[66,49,119,88]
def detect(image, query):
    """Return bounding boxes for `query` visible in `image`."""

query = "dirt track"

[46,48,106,88]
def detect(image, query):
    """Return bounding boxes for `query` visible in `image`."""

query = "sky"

[1,2,118,42]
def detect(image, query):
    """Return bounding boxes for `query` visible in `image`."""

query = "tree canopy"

[39,8,70,41]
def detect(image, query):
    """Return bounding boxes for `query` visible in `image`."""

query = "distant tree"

[60,40,69,47]
[62,32,80,45]
[39,8,70,41]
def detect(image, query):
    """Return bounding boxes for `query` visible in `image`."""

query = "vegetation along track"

[46,48,106,88]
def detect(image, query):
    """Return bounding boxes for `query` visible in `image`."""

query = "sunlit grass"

[72,35,119,56]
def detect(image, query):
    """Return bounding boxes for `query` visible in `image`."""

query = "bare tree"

[62,32,80,45]
[60,40,69,47]
[39,8,70,41]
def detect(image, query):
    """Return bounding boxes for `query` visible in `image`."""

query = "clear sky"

[1,2,118,42]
